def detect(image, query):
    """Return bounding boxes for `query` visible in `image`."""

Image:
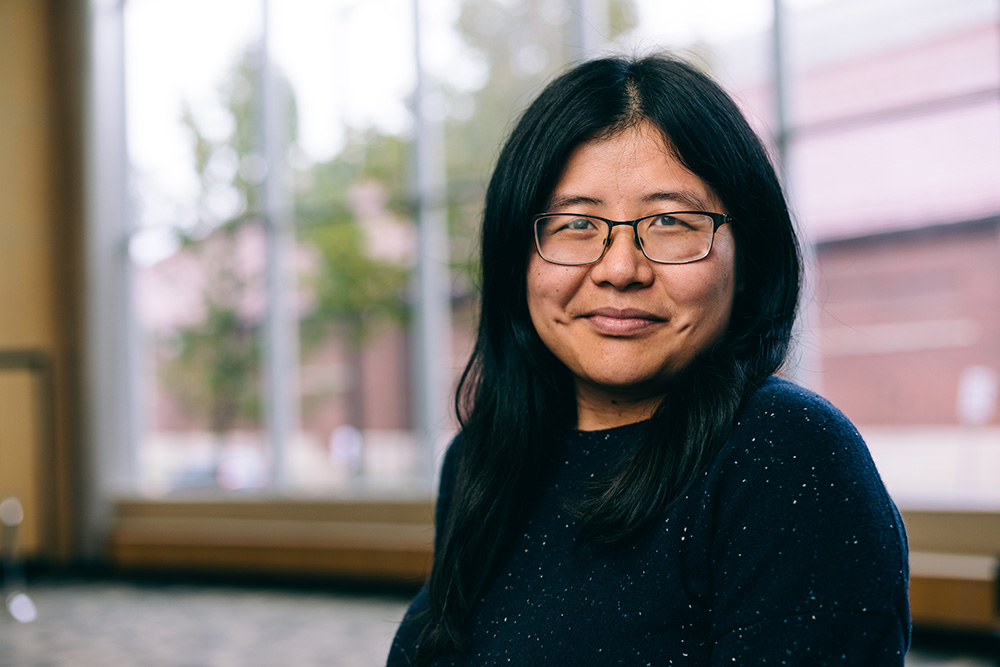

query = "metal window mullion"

[258,0,299,491]
[411,0,453,483]
[82,0,136,559]
[570,0,608,62]
[772,0,821,392]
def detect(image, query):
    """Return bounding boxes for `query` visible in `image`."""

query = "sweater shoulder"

[701,377,910,645]
[744,375,854,424]
[732,376,865,454]
[711,375,896,529]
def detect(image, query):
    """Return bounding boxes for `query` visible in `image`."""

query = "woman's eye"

[648,215,698,232]
[650,215,681,227]
[561,217,597,231]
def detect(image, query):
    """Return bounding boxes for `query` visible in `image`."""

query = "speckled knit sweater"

[387,377,911,666]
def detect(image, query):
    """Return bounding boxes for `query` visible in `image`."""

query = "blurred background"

[1,0,998,663]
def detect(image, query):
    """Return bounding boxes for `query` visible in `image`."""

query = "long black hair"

[414,53,801,661]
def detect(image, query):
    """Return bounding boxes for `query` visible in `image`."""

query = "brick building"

[723,0,1000,502]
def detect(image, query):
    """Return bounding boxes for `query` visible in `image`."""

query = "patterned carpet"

[0,578,995,666]
[0,579,410,667]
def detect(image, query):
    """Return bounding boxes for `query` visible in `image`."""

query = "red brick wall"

[815,219,1000,426]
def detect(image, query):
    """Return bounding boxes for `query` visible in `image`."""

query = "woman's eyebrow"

[642,190,710,210]
[546,194,603,210]
[546,191,712,212]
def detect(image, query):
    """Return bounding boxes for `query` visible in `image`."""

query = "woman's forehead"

[545,123,723,214]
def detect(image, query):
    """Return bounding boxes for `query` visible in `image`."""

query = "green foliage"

[299,217,410,349]
[163,44,414,436]
[161,47,287,436]
[165,247,262,437]
[294,127,413,350]
[297,128,411,220]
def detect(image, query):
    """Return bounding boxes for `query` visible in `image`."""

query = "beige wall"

[0,0,81,562]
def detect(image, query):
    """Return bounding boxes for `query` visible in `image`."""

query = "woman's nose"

[589,226,654,288]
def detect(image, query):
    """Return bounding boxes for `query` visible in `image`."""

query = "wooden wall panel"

[0,372,41,553]
[0,0,82,562]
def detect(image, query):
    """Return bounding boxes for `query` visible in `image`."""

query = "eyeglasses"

[532,211,732,266]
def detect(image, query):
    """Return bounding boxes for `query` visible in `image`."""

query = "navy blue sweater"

[388,378,911,665]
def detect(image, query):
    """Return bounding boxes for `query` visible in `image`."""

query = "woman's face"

[526,122,737,428]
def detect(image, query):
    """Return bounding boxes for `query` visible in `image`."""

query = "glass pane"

[126,0,267,494]
[124,0,1000,505]
[292,214,417,491]
[781,1,1000,506]
[627,0,1000,507]
[271,0,594,493]
[134,220,269,494]
[125,0,262,235]
[276,0,429,493]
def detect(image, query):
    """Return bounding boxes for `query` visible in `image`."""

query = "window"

[93,0,1000,508]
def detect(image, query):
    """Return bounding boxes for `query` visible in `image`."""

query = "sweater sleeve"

[706,382,911,665]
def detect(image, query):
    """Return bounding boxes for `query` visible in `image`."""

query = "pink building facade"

[725,0,1000,503]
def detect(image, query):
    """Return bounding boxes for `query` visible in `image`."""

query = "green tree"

[163,45,284,441]
[165,222,262,438]
[164,45,412,443]
[295,128,413,351]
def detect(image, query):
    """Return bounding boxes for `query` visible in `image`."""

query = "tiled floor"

[0,580,995,666]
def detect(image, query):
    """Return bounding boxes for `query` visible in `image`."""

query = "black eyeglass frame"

[532,210,733,266]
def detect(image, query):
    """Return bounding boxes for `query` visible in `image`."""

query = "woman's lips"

[583,308,666,336]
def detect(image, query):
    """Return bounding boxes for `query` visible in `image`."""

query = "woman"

[388,54,910,665]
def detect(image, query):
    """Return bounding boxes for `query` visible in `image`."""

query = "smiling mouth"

[583,308,666,336]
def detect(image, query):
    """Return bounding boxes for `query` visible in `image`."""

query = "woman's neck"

[574,382,663,431]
